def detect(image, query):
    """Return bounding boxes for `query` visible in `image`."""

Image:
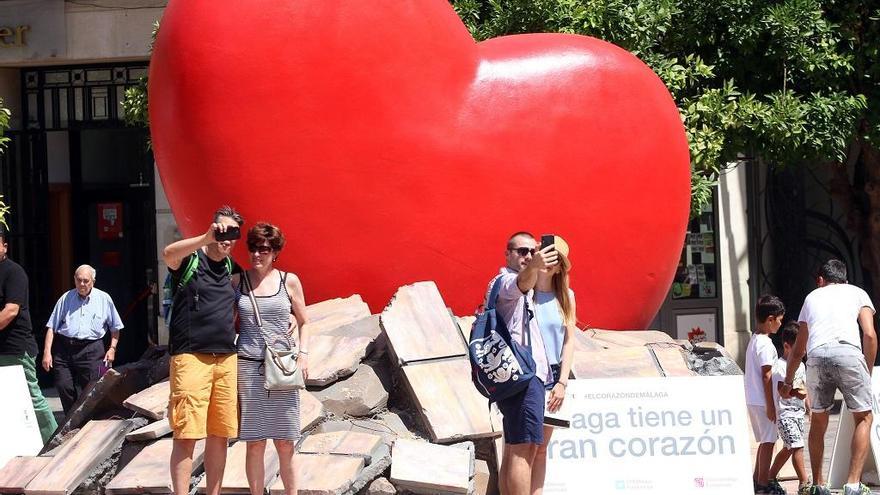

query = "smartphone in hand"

[215,226,241,241]
[541,234,555,251]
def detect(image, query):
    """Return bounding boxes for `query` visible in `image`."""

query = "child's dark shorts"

[496,376,545,445]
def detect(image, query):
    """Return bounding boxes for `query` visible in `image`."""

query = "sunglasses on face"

[248,245,272,255]
[511,247,536,257]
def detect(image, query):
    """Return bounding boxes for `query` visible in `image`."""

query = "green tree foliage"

[453,0,873,215]
[0,97,10,154]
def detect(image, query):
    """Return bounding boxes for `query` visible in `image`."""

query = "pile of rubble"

[0,281,741,495]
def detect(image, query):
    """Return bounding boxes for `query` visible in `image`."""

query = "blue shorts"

[496,376,545,445]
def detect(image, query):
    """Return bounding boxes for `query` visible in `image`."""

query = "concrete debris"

[312,363,390,417]
[365,477,397,495]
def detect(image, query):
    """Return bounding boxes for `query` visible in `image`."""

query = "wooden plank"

[25,420,133,495]
[196,442,277,494]
[400,359,495,442]
[380,281,466,364]
[268,454,363,494]
[390,439,470,494]
[0,457,51,494]
[105,439,205,494]
[125,419,171,442]
[571,348,662,379]
[123,380,170,420]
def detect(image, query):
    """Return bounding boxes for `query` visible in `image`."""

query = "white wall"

[718,164,752,366]
[64,1,165,64]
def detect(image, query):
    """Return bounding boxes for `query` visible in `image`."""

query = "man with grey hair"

[43,264,124,414]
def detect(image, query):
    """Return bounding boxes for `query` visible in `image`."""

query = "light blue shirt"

[46,287,124,340]
[534,290,564,365]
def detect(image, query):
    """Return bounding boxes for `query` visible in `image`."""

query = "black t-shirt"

[168,250,238,355]
[0,258,37,356]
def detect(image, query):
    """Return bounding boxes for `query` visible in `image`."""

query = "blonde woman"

[531,235,576,494]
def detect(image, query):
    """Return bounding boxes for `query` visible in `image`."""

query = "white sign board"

[828,368,880,487]
[545,375,752,494]
[0,365,43,468]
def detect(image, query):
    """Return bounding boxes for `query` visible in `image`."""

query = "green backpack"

[162,252,233,324]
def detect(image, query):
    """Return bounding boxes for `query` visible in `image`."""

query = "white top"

[771,358,806,419]
[744,333,777,406]
[798,283,875,355]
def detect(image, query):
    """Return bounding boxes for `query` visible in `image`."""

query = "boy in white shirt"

[745,294,785,495]
[769,322,810,494]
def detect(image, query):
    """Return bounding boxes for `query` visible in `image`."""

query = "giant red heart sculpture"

[149,1,690,329]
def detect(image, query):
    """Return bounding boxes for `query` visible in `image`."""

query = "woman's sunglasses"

[248,245,272,255]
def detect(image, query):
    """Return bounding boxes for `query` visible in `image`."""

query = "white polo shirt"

[798,283,875,355]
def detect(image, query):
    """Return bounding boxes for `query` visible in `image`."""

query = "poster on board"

[544,375,752,494]
[0,365,43,468]
[676,312,716,344]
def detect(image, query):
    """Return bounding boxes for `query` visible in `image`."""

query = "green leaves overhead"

[452,0,876,215]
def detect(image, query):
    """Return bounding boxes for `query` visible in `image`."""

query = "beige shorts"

[748,405,778,444]
[168,352,238,439]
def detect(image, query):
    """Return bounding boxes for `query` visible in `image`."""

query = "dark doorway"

[69,128,156,364]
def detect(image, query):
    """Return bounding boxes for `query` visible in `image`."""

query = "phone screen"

[541,234,554,251]
[216,226,241,241]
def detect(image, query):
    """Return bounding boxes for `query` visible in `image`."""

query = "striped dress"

[237,270,301,441]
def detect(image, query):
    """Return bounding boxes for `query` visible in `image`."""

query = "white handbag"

[243,272,305,391]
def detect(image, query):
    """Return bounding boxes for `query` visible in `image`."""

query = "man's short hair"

[213,205,245,227]
[75,264,97,280]
[755,294,785,323]
[780,321,799,346]
[506,231,535,249]
[818,259,847,284]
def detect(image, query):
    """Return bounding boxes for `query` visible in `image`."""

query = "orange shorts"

[168,353,238,439]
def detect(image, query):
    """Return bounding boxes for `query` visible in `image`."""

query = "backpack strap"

[176,252,201,291]
[224,256,233,275]
[485,275,505,311]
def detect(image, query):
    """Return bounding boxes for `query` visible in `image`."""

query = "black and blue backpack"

[468,275,536,402]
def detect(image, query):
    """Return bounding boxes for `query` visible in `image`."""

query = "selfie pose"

[531,235,577,492]
[162,205,243,495]
[233,222,310,495]
[487,231,560,495]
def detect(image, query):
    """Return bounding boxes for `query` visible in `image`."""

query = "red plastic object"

[149,1,690,329]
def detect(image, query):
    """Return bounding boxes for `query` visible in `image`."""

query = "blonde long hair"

[553,256,576,328]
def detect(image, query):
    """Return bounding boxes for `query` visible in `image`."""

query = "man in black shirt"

[0,229,58,443]
[163,205,242,495]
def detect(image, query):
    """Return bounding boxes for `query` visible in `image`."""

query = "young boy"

[746,294,786,495]
[769,322,810,494]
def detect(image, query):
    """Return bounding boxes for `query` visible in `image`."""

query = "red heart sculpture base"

[149,1,690,329]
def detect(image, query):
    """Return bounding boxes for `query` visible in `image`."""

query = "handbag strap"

[242,271,292,350]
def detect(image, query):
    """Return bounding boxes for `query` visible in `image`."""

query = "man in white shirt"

[782,259,877,495]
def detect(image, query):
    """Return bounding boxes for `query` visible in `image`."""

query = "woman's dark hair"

[755,294,785,323]
[247,222,285,252]
[817,259,847,284]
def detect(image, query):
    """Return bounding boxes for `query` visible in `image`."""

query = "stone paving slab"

[400,359,496,443]
[269,454,364,495]
[122,380,170,420]
[196,441,277,493]
[106,439,205,494]
[380,282,466,364]
[390,439,470,494]
[0,457,51,494]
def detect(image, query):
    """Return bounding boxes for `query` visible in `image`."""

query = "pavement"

[42,386,64,425]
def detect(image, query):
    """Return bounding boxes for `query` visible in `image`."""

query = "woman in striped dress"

[233,222,310,495]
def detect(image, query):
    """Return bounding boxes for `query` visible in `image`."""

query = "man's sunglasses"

[510,247,536,257]
[248,245,272,255]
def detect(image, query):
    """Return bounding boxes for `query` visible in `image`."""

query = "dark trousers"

[53,336,105,414]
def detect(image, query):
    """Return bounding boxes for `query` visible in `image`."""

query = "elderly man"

[42,264,123,414]
[0,229,58,443]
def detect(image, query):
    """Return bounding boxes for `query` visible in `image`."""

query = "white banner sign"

[0,365,43,469]
[545,375,752,494]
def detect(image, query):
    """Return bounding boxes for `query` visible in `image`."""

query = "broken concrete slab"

[125,418,171,442]
[650,346,697,377]
[300,390,327,433]
[306,295,371,332]
[313,410,416,446]
[298,431,384,464]
[450,441,476,479]
[474,460,490,495]
[455,316,476,344]
[380,282,467,364]
[0,457,51,494]
[400,359,495,442]
[571,348,662,379]
[312,363,390,417]
[105,438,205,494]
[365,477,396,495]
[122,380,170,420]
[390,439,470,494]
[586,328,675,347]
[269,454,364,495]
[25,419,136,495]
[196,441,277,494]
